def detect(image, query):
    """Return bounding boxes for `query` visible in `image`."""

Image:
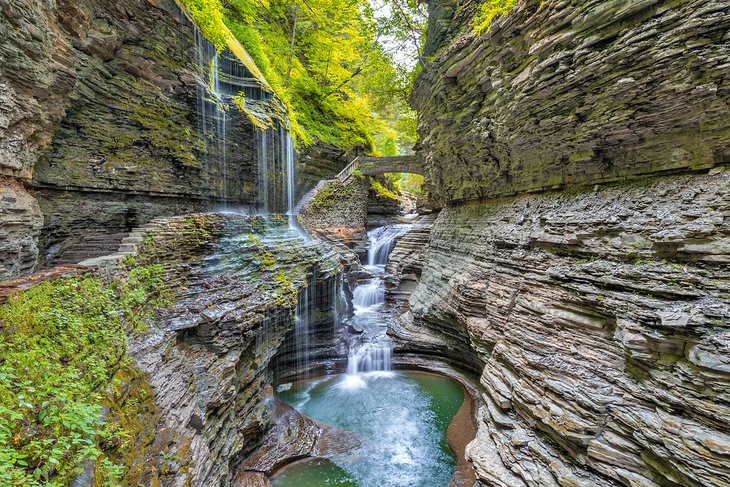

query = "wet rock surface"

[0,177,43,279]
[298,177,370,257]
[99,213,341,486]
[412,0,730,206]
[384,214,436,314]
[0,0,346,279]
[236,397,362,482]
[391,170,730,486]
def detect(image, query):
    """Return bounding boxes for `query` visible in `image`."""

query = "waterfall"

[282,126,295,215]
[194,25,297,212]
[352,278,384,313]
[295,283,310,380]
[193,27,229,206]
[294,270,318,381]
[346,343,392,375]
[366,225,411,268]
[332,275,344,334]
[341,224,413,388]
[257,130,269,212]
[254,123,295,215]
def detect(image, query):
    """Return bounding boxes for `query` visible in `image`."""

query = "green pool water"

[272,371,464,487]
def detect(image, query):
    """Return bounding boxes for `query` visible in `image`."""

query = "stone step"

[121,236,144,244]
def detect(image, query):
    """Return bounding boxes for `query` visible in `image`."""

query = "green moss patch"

[473,0,517,33]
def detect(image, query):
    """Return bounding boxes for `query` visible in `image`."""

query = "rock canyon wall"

[412,0,729,206]
[396,0,730,485]
[0,0,348,279]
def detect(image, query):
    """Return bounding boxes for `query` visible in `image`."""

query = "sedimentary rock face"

[412,0,730,206]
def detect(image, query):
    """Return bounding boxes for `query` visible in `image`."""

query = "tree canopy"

[180,0,426,154]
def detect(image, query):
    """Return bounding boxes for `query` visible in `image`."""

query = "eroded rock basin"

[272,370,465,487]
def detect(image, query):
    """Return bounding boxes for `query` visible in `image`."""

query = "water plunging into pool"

[273,223,464,487]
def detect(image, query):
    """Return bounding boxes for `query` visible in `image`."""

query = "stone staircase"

[292,179,330,215]
[77,217,168,269]
[51,233,129,266]
[292,155,362,216]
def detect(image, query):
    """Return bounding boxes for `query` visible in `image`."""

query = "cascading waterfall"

[295,282,310,380]
[366,224,411,268]
[254,124,296,215]
[194,24,297,213]
[352,278,384,312]
[345,343,392,375]
[341,224,411,387]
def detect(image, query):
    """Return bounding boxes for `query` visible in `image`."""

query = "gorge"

[1,0,729,486]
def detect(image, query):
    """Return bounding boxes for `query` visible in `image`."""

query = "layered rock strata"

[121,214,340,486]
[384,214,436,313]
[403,1,730,484]
[392,170,729,486]
[412,0,730,206]
[0,178,43,278]
[367,175,413,226]
[298,177,370,256]
[1,0,267,275]
[1,0,342,278]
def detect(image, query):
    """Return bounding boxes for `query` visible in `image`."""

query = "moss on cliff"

[177,0,416,153]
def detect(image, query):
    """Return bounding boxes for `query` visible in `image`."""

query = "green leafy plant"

[370,177,400,202]
[0,265,170,486]
[473,0,517,33]
[178,0,419,152]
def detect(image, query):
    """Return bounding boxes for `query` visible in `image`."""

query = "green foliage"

[370,177,401,202]
[473,0,517,33]
[180,0,419,152]
[309,180,339,210]
[178,0,229,51]
[387,172,424,196]
[0,266,170,486]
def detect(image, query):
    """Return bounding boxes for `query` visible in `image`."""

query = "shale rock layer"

[394,170,729,486]
[412,0,730,205]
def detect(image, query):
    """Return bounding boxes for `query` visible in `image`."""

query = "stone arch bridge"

[336,155,424,180]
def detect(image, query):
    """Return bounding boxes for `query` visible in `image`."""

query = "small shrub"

[0,265,170,486]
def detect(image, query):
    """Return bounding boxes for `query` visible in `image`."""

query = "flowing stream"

[272,224,465,486]
[191,41,461,484]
